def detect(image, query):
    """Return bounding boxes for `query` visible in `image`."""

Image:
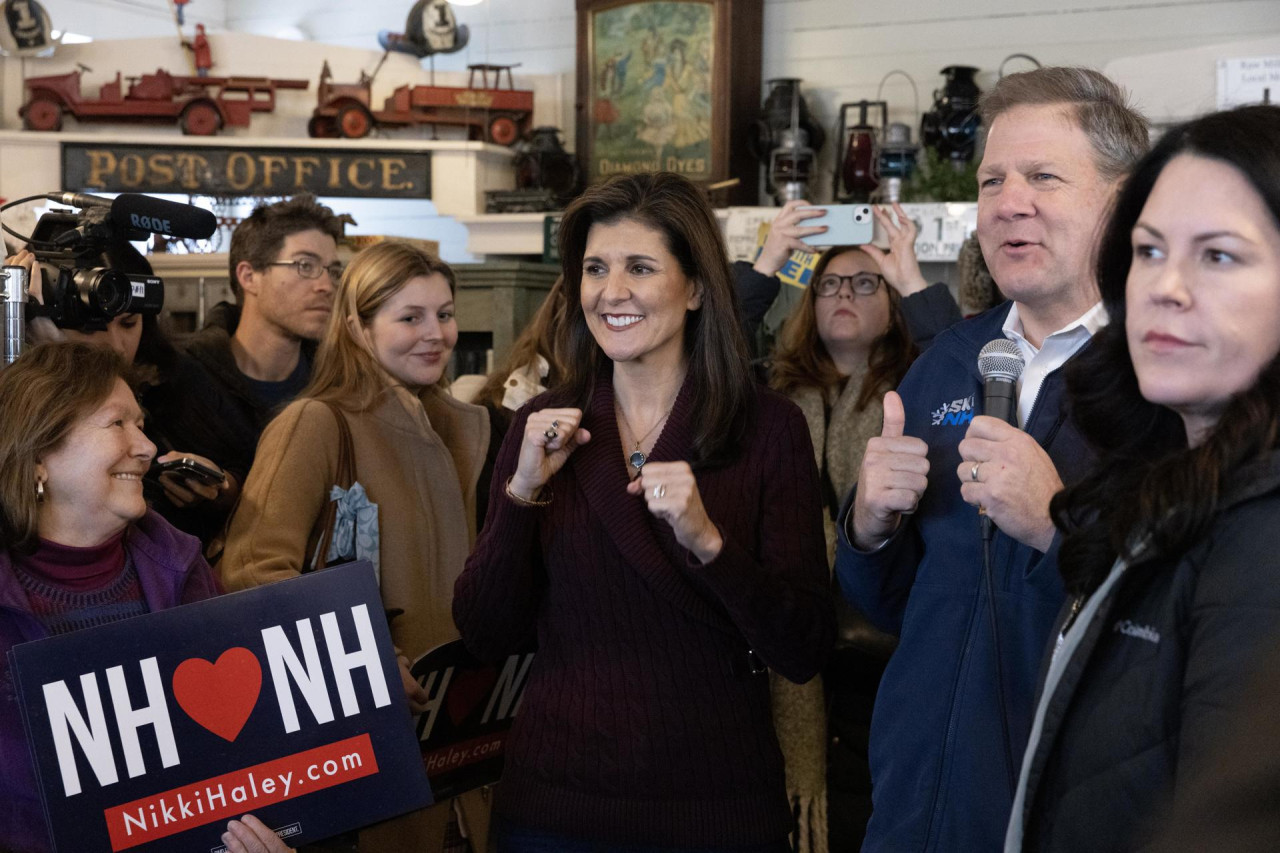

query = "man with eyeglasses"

[181,194,348,532]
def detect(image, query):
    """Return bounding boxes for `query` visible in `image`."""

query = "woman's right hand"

[509,408,591,501]
[5,250,64,344]
[222,814,293,853]
[752,200,827,277]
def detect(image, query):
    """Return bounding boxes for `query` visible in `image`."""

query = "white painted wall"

[18,0,1280,205]
[41,0,227,39]
[214,0,1280,201]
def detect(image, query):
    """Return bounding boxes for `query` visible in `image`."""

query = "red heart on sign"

[445,666,498,726]
[172,648,262,742]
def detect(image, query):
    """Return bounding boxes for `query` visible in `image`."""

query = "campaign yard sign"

[410,640,534,800]
[8,561,432,853]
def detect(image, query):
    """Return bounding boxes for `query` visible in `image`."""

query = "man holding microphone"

[835,67,1149,852]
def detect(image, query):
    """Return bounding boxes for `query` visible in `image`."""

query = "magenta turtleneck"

[14,530,128,591]
[11,529,149,636]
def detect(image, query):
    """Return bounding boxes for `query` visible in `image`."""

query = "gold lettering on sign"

[293,156,321,188]
[455,91,494,108]
[327,157,342,189]
[86,151,116,187]
[226,152,256,191]
[174,153,209,190]
[259,155,289,189]
[347,159,375,191]
[147,154,176,186]
[381,158,413,191]
[118,154,145,188]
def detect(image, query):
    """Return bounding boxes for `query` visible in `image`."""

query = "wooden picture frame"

[575,0,762,206]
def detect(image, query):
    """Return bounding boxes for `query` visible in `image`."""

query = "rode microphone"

[45,192,217,240]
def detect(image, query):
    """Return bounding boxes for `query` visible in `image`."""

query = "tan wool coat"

[220,383,491,853]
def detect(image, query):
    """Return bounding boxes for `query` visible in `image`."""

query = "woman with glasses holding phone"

[762,242,923,850]
[737,201,962,358]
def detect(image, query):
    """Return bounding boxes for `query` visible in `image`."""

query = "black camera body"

[28,205,164,332]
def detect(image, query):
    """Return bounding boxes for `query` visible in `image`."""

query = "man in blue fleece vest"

[835,68,1150,852]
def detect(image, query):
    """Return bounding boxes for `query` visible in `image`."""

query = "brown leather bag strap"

[332,403,356,488]
[308,402,357,572]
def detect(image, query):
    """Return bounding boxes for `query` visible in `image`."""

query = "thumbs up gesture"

[851,391,931,550]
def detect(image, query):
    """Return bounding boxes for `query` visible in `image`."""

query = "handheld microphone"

[978,338,1024,428]
[977,339,1025,541]
[44,192,218,240]
[976,338,1027,792]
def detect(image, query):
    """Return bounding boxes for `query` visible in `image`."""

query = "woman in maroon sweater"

[454,173,835,851]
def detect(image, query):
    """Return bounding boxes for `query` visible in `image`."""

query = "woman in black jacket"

[1005,104,1280,852]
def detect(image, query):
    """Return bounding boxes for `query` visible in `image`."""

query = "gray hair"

[979,66,1150,182]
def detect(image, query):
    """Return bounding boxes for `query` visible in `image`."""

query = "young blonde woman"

[220,241,490,852]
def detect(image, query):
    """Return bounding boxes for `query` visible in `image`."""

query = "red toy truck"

[21,67,309,135]
[308,61,533,145]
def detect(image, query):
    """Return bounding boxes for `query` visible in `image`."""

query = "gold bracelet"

[505,476,553,507]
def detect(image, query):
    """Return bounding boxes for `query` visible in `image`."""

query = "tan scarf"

[771,365,885,853]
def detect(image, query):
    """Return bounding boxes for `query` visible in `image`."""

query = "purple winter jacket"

[0,510,220,853]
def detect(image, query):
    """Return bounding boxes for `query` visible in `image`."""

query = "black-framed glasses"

[265,258,344,281]
[814,272,883,297]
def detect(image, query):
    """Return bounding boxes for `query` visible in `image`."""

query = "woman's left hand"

[626,461,723,563]
[859,203,930,297]
[155,450,229,507]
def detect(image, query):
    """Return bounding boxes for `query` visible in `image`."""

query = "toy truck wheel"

[182,101,222,136]
[23,97,63,131]
[337,103,373,139]
[486,114,520,146]
[308,115,339,138]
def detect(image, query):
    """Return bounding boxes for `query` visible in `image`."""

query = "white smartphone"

[799,204,875,247]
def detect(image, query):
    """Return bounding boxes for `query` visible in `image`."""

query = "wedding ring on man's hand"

[970,462,981,483]
[544,427,559,441]
[653,483,667,499]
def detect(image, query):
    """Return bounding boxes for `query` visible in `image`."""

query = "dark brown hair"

[556,172,754,467]
[1052,105,1280,596]
[768,246,917,410]
[476,276,570,413]
[228,194,346,300]
[0,343,132,551]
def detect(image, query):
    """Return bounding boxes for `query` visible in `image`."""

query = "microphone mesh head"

[978,338,1025,382]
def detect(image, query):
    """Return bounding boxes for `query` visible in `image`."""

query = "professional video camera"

[1,192,217,364]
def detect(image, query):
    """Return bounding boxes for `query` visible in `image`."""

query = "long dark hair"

[556,172,754,467]
[1051,105,1280,596]
[768,245,918,410]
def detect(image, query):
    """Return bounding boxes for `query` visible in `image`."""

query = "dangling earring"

[35,480,45,502]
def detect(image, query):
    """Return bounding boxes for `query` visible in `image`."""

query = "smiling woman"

[454,173,835,851]
[0,342,223,853]
[218,241,491,853]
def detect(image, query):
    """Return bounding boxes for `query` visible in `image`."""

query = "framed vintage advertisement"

[576,0,762,205]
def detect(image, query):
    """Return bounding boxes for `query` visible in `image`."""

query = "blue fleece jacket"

[834,303,1095,853]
